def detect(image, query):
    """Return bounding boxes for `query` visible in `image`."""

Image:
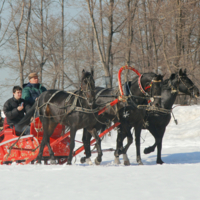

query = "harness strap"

[138,75,149,97]
[137,105,171,114]
[73,106,100,113]
[65,94,73,105]
[65,95,79,115]
[95,88,110,99]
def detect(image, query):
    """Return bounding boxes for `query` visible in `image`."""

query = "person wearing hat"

[22,72,47,106]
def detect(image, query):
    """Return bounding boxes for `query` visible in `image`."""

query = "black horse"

[81,72,163,165]
[120,69,199,165]
[18,69,103,165]
[142,69,199,164]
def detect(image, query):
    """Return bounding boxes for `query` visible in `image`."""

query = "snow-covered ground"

[1,105,200,200]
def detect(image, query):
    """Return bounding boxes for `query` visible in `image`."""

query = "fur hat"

[28,72,38,80]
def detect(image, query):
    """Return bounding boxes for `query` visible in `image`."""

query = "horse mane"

[162,73,176,90]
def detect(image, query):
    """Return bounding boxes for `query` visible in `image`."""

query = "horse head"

[177,69,199,98]
[81,69,95,106]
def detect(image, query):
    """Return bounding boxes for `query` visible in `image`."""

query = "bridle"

[179,75,195,96]
[80,75,95,104]
[168,74,195,96]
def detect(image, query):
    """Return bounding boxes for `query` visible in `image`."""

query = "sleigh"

[0,117,120,165]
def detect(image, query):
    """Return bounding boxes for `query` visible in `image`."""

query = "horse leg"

[88,128,102,165]
[144,125,165,164]
[143,125,157,154]
[46,140,56,165]
[80,128,92,165]
[155,128,165,164]
[36,119,58,164]
[144,142,157,154]
[135,125,143,165]
[36,135,46,164]
[67,127,77,165]
[121,128,133,166]
[114,124,124,164]
[114,122,132,165]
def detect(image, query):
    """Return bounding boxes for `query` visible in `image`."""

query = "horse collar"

[138,75,150,97]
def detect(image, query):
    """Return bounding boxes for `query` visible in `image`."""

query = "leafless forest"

[0,0,200,105]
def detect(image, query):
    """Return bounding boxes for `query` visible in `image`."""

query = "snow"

[1,105,200,200]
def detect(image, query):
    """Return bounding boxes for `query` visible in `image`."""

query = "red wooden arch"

[118,65,141,96]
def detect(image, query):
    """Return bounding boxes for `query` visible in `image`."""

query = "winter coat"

[22,83,47,106]
[3,97,31,126]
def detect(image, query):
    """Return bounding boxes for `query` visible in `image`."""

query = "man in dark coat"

[3,86,31,135]
[22,72,47,106]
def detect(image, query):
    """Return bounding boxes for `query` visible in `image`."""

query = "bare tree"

[86,0,114,88]
[61,0,64,90]
[125,0,138,81]
[10,0,32,86]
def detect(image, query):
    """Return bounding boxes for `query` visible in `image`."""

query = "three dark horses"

[18,68,199,165]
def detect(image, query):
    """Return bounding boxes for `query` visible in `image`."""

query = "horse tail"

[17,101,37,128]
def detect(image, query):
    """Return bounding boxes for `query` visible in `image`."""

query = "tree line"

[0,0,200,104]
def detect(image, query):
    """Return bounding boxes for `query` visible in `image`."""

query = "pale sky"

[0,2,82,109]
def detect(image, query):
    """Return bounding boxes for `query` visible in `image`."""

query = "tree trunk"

[86,0,113,88]
[40,0,44,83]
[61,0,64,90]
[14,0,31,87]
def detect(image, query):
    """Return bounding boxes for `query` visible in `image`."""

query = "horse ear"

[157,74,163,81]
[179,69,183,76]
[170,73,176,80]
[82,69,85,79]
[91,68,94,77]
[184,69,187,74]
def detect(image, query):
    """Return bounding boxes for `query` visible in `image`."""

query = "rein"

[179,76,195,94]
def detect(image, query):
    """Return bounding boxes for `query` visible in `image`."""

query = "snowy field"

[1,105,200,200]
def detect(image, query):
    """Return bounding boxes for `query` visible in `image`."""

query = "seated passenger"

[22,72,47,106]
[3,86,31,135]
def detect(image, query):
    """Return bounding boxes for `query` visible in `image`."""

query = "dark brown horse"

[18,69,102,165]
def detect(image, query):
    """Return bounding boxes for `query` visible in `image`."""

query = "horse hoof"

[95,158,101,165]
[50,159,56,165]
[138,161,143,165]
[144,146,154,154]
[124,161,130,166]
[80,157,86,164]
[157,160,164,165]
[114,157,121,164]
[123,154,130,166]
[144,148,149,154]
[67,162,72,165]
[86,158,93,165]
